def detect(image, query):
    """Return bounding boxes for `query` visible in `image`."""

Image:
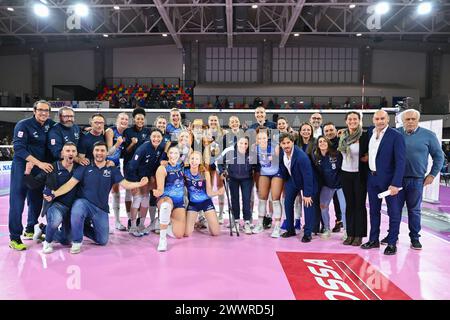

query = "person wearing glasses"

[309,113,323,139]
[47,107,87,165]
[8,100,56,251]
[78,114,106,163]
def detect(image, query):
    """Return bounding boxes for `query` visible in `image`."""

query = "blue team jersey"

[73,163,124,212]
[162,162,185,204]
[248,120,277,130]
[257,144,280,176]
[106,127,125,166]
[12,116,56,163]
[184,168,210,203]
[315,153,343,189]
[123,126,151,165]
[125,141,166,181]
[166,123,184,141]
[48,123,81,161]
[163,133,171,146]
[78,132,105,161]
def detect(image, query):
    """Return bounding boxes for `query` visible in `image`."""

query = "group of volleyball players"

[20,104,348,253]
[111,106,346,252]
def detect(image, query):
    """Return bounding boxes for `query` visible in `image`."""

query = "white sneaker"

[129,226,142,237]
[271,225,281,238]
[137,224,148,235]
[218,213,224,224]
[321,230,331,240]
[70,242,82,254]
[33,224,43,241]
[342,230,347,241]
[252,222,264,234]
[244,222,252,235]
[42,241,53,254]
[115,221,127,231]
[157,237,167,252]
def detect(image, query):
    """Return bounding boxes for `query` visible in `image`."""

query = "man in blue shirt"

[24,142,79,254]
[9,100,55,251]
[48,107,88,165]
[78,113,105,162]
[45,141,148,254]
[395,109,444,250]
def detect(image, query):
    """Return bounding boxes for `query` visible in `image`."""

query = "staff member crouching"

[184,151,223,237]
[24,142,79,253]
[44,141,148,254]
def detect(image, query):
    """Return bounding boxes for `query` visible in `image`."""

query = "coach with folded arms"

[361,110,406,255]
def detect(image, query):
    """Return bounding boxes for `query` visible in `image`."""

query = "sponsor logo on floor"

[277,252,411,300]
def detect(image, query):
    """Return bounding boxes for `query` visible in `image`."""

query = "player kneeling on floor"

[184,151,223,237]
[153,144,187,252]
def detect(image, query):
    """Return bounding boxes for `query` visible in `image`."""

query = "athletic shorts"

[172,200,185,209]
[260,171,282,179]
[159,196,185,209]
[187,199,215,212]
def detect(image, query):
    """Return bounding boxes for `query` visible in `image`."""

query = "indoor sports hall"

[0,0,449,301]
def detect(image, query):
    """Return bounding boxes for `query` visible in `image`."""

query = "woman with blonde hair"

[184,151,223,237]
[166,108,186,139]
[153,144,187,251]
[105,112,129,231]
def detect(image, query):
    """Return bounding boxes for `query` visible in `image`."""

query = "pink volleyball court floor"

[0,193,449,300]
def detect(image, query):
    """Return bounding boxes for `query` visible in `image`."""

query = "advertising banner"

[277,252,411,300]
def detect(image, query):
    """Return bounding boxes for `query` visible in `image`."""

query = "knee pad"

[218,194,224,202]
[159,202,172,225]
[125,189,132,202]
[132,195,143,209]
[272,200,282,219]
[258,199,267,216]
[141,195,150,208]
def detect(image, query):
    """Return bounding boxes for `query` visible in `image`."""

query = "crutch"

[223,173,239,236]
[215,149,240,237]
